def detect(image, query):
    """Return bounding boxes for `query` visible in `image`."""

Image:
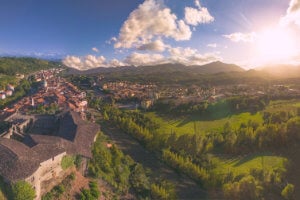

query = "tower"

[31,98,35,107]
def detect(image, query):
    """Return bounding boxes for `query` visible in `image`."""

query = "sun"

[256,27,297,64]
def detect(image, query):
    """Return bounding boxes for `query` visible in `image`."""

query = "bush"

[75,155,83,169]
[61,155,75,170]
[11,181,35,200]
[281,184,294,200]
[89,181,100,199]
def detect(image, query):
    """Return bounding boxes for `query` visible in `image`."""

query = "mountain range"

[66,61,245,75]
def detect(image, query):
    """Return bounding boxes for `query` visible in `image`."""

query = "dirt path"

[101,125,208,200]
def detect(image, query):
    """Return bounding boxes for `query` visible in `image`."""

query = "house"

[0,93,6,100]
[208,94,225,103]
[5,90,13,96]
[7,84,14,91]
[141,99,153,109]
[0,111,100,199]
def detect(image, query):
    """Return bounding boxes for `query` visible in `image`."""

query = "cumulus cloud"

[63,55,107,70]
[184,3,214,26]
[169,47,220,65]
[137,39,167,52]
[109,59,126,67]
[207,43,217,48]
[106,37,117,44]
[281,0,300,26]
[124,52,166,66]
[223,32,257,43]
[114,0,191,49]
[194,0,201,8]
[92,47,99,52]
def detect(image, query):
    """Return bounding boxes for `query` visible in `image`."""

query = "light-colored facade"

[25,152,66,199]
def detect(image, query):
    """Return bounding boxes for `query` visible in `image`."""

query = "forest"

[88,97,300,199]
[0,57,59,76]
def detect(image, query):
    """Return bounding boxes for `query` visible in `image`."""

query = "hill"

[67,61,245,75]
[0,57,60,76]
[190,61,244,74]
[67,62,278,86]
[260,64,300,78]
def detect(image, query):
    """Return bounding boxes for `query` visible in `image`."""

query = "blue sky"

[0,0,299,69]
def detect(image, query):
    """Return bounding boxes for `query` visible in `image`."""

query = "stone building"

[0,111,100,199]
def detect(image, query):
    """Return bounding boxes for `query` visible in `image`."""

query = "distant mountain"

[66,61,245,75]
[260,64,300,78]
[190,61,245,74]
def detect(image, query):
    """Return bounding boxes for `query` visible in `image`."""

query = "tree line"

[94,100,299,199]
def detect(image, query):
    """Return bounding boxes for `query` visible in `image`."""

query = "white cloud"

[124,52,166,66]
[184,6,214,26]
[223,32,257,43]
[92,47,99,52]
[169,47,220,65]
[194,0,201,9]
[63,55,107,70]
[109,59,126,67]
[281,0,300,26]
[137,39,167,52]
[207,43,217,48]
[106,37,117,44]
[114,0,191,49]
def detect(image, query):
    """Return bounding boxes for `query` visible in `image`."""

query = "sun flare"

[256,27,297,64]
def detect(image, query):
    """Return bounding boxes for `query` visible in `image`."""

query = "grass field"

[145,99,300,136]
[211,153,287,176]
[265,99,300,113]
[144,100,297,181]
[145,111,263,135]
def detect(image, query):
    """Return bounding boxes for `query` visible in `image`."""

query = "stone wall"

[25,152,66,200]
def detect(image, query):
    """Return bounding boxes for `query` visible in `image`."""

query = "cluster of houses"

[0,68,100,199]
[0,84,15,100]
[2,69,87,114]
[102,81,158,101]
[100,80,300,110]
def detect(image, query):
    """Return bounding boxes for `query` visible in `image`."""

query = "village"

[0,68,99,199]
[96,79,300,109]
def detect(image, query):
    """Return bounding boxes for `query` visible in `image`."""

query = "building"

[0,111,100,199]
[5,90,13,96]
[0,92,6,100]
[141,99,154,109]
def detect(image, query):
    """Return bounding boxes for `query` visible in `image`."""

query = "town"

[0,68,99,199]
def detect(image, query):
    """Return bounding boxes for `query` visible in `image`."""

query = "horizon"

[0,0,300,69]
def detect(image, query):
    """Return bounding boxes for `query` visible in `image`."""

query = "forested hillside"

[0,57,59,76]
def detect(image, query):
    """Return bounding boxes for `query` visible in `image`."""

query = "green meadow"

[145,99,300,136]
[143,99,300,178]
[145,111,263,135]
[211,154,287,177]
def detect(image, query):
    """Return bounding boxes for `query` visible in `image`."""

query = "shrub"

[11,181,35,200]
[61,155,75,170]
[281,184,294,200]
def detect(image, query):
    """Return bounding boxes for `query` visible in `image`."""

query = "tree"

[130,164,150,197]
[281,184,294,200]
[12,181,35,200]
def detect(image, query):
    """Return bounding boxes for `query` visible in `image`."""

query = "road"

[101,124,208,200]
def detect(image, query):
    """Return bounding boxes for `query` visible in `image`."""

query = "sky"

[0,0,300,69]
